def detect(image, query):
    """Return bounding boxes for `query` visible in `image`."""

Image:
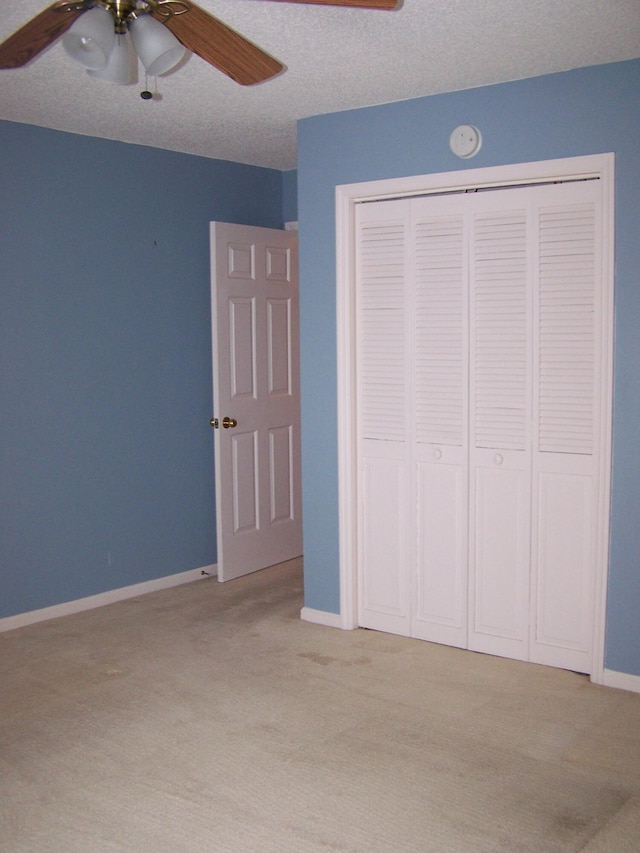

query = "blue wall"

[297,59,640,676]
[0,120,286,617]
[282,169,298,223]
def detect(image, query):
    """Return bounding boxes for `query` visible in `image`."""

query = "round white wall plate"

[449,125,482,158]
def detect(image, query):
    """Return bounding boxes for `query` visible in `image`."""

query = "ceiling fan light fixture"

[88,32,137,84]
[128,13,186,77]
[62,5,116,71]
[0,0,400,90]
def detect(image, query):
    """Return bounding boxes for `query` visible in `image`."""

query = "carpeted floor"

[1,558,639,852]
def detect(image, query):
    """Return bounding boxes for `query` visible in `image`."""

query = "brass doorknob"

[222,416,238,429]
[210,418,219,428]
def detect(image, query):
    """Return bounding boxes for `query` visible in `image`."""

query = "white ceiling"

[1,0,639,170]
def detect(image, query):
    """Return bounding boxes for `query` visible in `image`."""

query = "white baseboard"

[0,564,218,633]
[300,606,344,629]
[602,668,640,694]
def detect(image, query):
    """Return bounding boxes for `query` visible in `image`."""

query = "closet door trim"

[336,154,614,684]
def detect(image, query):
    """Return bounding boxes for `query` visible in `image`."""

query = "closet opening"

[336,154,614,684]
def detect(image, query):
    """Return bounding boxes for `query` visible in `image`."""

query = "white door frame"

[335,153,615,685]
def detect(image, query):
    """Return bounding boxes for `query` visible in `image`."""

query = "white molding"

[589,153,616,685]
[0,564,217,633]
[336,154,613,204]
[336,185,359,631]
[602,669,640,694]
[336,153,614,676]
[300,606,346,630]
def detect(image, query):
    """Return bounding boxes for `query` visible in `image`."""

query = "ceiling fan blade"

[0,1,92,69]
[152,2,283,86]
[261,0,400,8]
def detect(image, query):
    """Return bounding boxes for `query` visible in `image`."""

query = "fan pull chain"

[141,70,153,100]
[141,72,161,101]
[141,70,152,100]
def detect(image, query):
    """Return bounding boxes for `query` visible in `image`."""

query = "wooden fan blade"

[261,0,400,8]
[0,2,92,69]
[152,2,283,86]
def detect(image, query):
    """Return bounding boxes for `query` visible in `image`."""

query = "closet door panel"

[529,186,601,672]
[356,200,411,635]
[412,203,468,645]
[468,198,531,661]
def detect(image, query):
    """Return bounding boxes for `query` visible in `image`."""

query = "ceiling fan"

[0,0,400,87]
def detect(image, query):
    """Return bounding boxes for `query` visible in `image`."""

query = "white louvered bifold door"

[412,196,469,647]
[529,181,602,673]
[356,199,412,636]
[467,181,602,670]
[467,190,533,661]
[354,178,606,674]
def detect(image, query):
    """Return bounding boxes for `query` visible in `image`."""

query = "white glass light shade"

[88,33,137,84]
[128,14,186,77]
[62,6,115,71]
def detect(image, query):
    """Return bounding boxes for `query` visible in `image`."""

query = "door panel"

[229,298,256,398]
[359,448,411,635]
[529,184,601,672]
[268,425,295,524]
[467,195,531,660]
[412,202,468,644]
[267,298,293,395]
[211,222,302,582]
[231,430,259,533]
[414,451,467,646]
[468,453,530,660]
[356,200,411,634]
[531,463,595,671]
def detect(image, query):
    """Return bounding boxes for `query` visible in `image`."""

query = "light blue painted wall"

[0,120,285,617]
[282,169,298,223]
[297,59,640,677]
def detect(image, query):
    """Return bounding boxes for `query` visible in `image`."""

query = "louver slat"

[358,221,406,441]
[538,204,596,455]
[472,211,528,450]
[415,217,465,446]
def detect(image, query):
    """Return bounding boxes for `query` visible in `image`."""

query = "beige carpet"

[1,558,639,852]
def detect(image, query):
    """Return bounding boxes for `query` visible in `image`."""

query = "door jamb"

[335,153,615,684]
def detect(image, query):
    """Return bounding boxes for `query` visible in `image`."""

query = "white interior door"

[210,222,302,582]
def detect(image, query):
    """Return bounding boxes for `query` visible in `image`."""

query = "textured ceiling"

[0,0,639,170]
